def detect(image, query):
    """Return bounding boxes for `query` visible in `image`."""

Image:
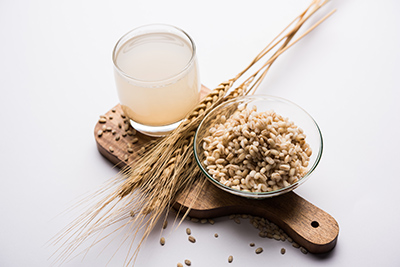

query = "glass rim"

[112,23,197,85]
[193,95,324,199]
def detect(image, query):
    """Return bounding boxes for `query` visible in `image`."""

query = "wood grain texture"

[94,85,339,254]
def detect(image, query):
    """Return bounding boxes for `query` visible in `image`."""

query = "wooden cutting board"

[94,86,339,254]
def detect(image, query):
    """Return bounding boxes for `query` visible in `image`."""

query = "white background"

[1,0,399,266]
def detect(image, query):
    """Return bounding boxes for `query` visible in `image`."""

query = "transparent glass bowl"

[194,95,323,199]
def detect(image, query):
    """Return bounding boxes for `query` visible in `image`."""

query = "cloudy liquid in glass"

[114,32,200,126]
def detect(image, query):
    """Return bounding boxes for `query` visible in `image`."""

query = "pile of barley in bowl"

[202,105,312,193]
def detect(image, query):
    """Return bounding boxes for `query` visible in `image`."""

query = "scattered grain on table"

[300,247,308,254]
[255,247,263,254]
[228,255,233,263]
[188,236,196,243]
[160,237,165,246]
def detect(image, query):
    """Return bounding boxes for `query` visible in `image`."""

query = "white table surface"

[1,0,399,266]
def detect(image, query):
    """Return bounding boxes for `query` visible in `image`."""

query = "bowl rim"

[193,94,323,198]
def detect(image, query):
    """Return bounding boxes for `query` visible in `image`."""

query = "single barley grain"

[300,247,308,254]
[186,228,191,235]
[190,218,199,223]
[250,243,255,247]
[97,130,103,137]
[132,137,139,144]
[98,118,107,123]
[184,259,191,266]
[115,135,120,141]
[127,148,134,154]
[200,219,207,224]
[188,236,196,243]
[214,233,218,238]
[208,219,215,225]
[281,248,286,255]
[228,255,233,263]
[109,146,114,153]
[160,237,165,246]
[109,116,113,120]
[177,263,183,267]
[255,247,263,254]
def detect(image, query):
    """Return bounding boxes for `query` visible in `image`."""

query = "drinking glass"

[112,24,200,136]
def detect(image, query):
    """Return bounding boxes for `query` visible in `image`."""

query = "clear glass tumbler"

[112,24,201,137]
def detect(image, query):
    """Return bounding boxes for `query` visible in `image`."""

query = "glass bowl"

[193,95,323,199]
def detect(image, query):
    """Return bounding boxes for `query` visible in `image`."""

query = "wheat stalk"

[51,1,335,265]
